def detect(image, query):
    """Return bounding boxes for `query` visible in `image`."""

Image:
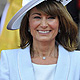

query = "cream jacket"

[0,45,80,80]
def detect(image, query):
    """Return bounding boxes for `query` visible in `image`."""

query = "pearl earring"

[28,28,30,32]
[58,29,60,33]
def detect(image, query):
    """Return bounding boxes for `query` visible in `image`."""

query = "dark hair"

[20,1,78,51]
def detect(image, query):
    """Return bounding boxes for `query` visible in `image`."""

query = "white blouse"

[32,63,57,80]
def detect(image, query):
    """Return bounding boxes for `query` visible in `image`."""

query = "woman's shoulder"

[1,48,21,56]
[1,46,30,58]
[0,48,20,60]
[69,50,80,63]
[59,44,80,57]
[69,50,80,56]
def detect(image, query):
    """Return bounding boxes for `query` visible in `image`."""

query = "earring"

[28,28,30,32]
[58,29,60,33]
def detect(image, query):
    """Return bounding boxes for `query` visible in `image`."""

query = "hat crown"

[22,0,72,7]
[22,0,32,6]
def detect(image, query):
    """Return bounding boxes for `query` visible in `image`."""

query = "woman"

[0,0,80,80]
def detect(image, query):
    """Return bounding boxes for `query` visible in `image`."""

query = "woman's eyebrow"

[32,13,41,16]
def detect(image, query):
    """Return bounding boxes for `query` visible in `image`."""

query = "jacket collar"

[18,45,70,80]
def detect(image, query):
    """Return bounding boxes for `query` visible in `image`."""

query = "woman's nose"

[40,18,48,28]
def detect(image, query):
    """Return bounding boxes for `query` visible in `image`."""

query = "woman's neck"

[32,40,58,58]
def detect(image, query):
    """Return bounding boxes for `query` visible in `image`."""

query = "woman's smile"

[37,30,51,34]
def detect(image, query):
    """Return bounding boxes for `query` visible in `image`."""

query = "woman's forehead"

[30,7,40,13]
[30,7,47,15]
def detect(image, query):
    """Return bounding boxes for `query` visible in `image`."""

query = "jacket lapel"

[54,45,70,80]
[18,46,35,80]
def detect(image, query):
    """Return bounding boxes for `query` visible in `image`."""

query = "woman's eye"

[34,16,41,19]
[48,17,55,19]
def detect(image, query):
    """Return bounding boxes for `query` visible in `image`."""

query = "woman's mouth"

[37,30,51,34]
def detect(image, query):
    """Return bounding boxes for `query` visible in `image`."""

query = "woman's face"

[29,7,59,42]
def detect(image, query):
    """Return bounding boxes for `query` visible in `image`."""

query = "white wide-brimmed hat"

[7,0,72,30]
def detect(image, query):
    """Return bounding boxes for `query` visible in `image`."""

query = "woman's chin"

[36,37,54,42]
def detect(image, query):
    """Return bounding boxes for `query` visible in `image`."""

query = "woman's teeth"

[38,30,50,33]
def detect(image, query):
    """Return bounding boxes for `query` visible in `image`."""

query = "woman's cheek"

[31,20,40,28]
[49,21,59,29]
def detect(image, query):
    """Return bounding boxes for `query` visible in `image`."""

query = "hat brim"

[7,0,44,30]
